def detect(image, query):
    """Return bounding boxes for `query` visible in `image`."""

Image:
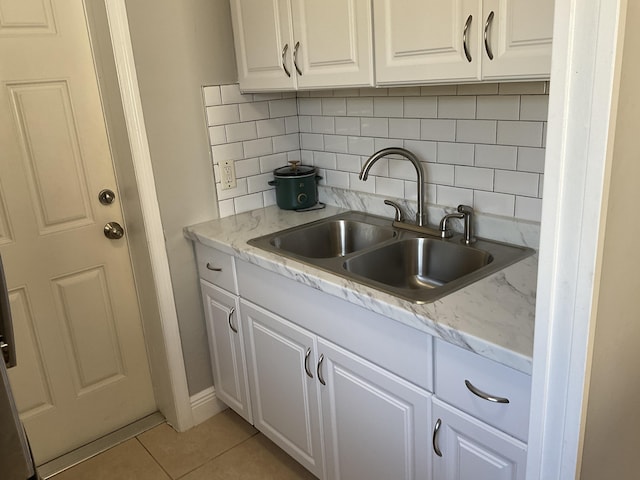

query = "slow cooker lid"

[274,160,316,177]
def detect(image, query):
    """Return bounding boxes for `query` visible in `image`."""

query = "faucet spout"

[359,148,427,226]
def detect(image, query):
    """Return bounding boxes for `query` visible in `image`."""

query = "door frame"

[98,1,194,431]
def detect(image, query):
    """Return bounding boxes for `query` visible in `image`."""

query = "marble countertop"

[185,205,537,374]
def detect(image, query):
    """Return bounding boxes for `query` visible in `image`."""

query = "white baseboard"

[190,387,227,426]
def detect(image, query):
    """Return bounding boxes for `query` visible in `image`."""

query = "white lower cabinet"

[432,398,527,480]
[240,300,325,479]
[240,299,431,480]
[318,338,432,480]
[199,280,252,423]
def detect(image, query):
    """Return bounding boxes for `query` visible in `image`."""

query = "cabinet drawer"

[434,339,531,442]
[195,243,237,294]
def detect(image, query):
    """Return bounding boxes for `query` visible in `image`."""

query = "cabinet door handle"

[432,418,443,457]
[304,347,313,378]
[465,379,510,404]
[317,354,326,385]
[484,11,495,60]
[293,41,302,76]
[206,263,222,272]
[463,14,473,62]
[228,307,238,333]
[282,43,291,77]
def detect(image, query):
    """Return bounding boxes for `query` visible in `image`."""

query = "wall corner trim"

[190,387,228,426]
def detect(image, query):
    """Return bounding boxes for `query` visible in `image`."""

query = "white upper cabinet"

[373,0,554,85]
[374,0,482,84]
[230,0,373,91]
[481,0,555,80]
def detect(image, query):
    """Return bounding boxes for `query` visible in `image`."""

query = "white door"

[373,0,481,85]
[481,0,555,80]
[229,0,296,91]
[241,301,324,479]
[0,0,155,464]
[432,398,527,480]
[200,280,252,423]
[318,338,431,480]
[291,0,373,89]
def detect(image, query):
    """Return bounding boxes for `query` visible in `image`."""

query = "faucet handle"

[457,205,476,244]
[384,199,405,222]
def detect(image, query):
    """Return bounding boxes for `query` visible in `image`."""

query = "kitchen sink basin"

[269,219,396,258]
[248,211,534,303]
[344,238,493,289]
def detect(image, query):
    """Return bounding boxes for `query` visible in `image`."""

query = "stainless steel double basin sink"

[248,211,534,304]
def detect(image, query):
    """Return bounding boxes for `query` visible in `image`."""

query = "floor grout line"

[134,436,174,480]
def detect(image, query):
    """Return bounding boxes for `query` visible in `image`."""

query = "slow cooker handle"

[268,180,278,186]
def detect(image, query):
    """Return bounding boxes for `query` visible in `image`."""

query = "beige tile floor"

[52,409,317,480]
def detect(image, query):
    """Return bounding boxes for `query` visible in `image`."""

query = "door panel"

[0,0,155,463]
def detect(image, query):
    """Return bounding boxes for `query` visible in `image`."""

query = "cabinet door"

[373,0,481,84]
[432,398,527,480]
[200,280,252,423]
[241,301,324,479]
[291,0,373,89]
[481,0,554,80]
[318,338,431,480]
[229,0,296,91]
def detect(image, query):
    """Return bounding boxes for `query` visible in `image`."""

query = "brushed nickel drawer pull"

[282,43,291,77]
[304,347,313,378]
[293,41,302,75]
[317,354,326,385]
[463,14,473,62]
[484,11,495,60]
[465,379,510,403]
[433,418,443,457]
[228,307,238,333]
[206,263,222,272]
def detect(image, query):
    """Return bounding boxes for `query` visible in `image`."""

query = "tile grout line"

[133,436,175,480]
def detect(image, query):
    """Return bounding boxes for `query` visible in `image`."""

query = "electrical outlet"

[220,160,237,190]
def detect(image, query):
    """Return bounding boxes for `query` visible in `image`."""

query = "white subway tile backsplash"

[269,99,297,117]
[497,121,544,147]
[454,166,494,190]
[438,96,476,119]
[404,140,437,162]
[322,98,347,116]
[272,133,300,153]
[348,136,374,155]
[515,196,543,222]
[374,97,403,117]
[324,135,349,153]
[212,142,244,163]
[517,147,546,173]
[404,96,437,118]
[298,98,322,115]
[494,170,539,197]
[243,137,273,158]
[225,122,257,143]
[207,104,240,126]
[520,95,549,121]
[337,154,362,173]
[301,133,324,150]
[456,120,497,144]
[474,191,516,216]
[311,116,335,134]
[221,84,251,104]
[347,97,374,116]
[421,119,456,141]
[204,83,547,223]
[389,118,421,140]
[256,118,286,138]
[475,144,518,170]
[239,102,270,122]
[437,142,474,166]
[476,95,520,120]
[335,117,361,135]
[203,86,222,106]
[234,193,264,213]
[376,176,405,197]
[437,185,474,208]
[361,117,389,137]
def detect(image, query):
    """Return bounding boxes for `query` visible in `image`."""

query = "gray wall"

[580,1,640,477]
[124,0,237,395]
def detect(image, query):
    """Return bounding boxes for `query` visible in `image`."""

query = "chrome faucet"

[359,148,427,226]
[439,205,476,244]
